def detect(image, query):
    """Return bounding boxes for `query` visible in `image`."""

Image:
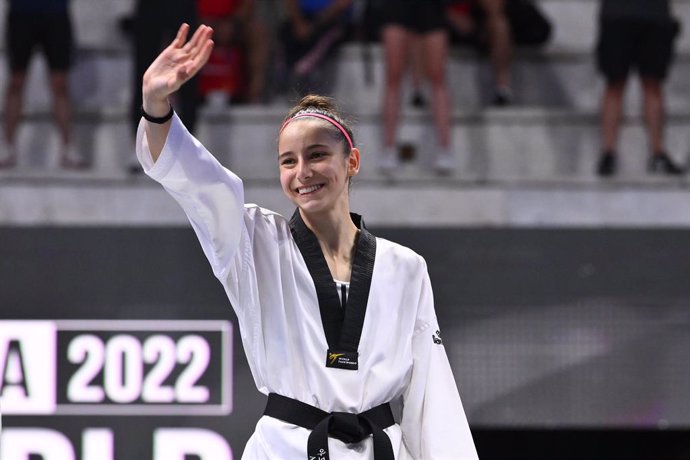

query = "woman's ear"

[348,148,360,176]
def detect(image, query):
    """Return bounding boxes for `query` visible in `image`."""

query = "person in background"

[596,0,684,177]
[126,0,198,174]
[129,0,200,137]
[1,0,86,169]
[379,0,455,175]
[281,0,354,96]
[446,0,513,106]
[197,0,269,104]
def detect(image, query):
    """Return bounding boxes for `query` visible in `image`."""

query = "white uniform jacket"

[137,116,478,460]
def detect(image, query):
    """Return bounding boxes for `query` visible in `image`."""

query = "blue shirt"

[299,0,335,15]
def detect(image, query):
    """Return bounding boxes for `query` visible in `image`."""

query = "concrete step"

[3,174,690,227]
[2,106,689,182]
[197,107,690,182]
[2,0,690,184]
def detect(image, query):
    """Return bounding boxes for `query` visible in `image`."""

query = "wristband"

[142,104,174,124]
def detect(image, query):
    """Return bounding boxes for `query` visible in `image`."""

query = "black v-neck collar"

[289,209,376,353]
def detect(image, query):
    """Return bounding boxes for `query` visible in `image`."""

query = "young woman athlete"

[137,23,478,460]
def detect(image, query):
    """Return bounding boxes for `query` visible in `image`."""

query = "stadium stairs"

[2,0,690,226]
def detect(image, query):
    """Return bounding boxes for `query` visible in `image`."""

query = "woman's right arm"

[137,24,249,281]
[142,24,214,160]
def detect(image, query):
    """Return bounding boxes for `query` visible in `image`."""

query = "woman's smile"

[296,183,325,195]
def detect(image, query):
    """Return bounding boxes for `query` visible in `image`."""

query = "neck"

[301,208,357,251]
[300,207,359,281]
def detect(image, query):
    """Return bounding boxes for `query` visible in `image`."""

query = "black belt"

[264,393,395,460]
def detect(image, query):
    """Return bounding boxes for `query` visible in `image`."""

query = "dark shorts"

[596,17,676,81]
[381,0,447,34]
[6,11,74,72]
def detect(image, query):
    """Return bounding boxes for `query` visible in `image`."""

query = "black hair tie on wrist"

[141,105,174,124]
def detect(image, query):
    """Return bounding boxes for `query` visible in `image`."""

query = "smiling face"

[278,118,360,218]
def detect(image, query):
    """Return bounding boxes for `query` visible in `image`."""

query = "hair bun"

[296,94,336,113]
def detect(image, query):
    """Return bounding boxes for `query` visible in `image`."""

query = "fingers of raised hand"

[182,25,213,55]
[173,23,191,48]
[191,38,214,71]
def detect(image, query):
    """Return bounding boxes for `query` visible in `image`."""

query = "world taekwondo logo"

[432,330,443,345]
[328,352,345,365]
[325,350,358,370]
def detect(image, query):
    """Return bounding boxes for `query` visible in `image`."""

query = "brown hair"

[281,94,355,154]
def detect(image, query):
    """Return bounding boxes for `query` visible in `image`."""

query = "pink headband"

[280,112,354,150]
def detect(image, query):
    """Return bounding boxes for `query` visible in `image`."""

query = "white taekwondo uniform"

[137,115,478,460]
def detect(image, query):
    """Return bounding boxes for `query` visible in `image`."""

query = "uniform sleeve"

[400,265,479,460]
[136,115,245,281]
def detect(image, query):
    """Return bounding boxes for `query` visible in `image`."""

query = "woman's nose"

[296,160,312,180]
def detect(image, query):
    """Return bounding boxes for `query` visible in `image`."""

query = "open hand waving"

[142,24,214,116]
[142,24,213,159]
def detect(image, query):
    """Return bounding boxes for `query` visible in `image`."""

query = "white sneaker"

[60,143,89,169]
[378,147,400,175]
[433,149,456,175]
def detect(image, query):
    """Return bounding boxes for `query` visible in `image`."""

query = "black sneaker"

[411,91,426,108]
[648,152,685,175]
[597,151,616,177]
[491,87,513,107]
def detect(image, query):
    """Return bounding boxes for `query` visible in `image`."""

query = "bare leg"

[50,71,72,146]
[382,25,410,149]
[51,70,87,168]
[596,78,626,176]
[409,38,425,106]
[478,0,513,90]
[641,76,683,174]
[245,17,270,103]
[640,76,664,155]
[600,79,626,153]
[421,30,451,149]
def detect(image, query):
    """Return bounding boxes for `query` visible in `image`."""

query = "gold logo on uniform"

[328,352,344,364]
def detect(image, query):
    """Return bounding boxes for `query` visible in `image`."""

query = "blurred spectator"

[446,0,551,106]
[124,0,198,174]
[1,0,86,169]
[379,0,454,175]
[197,0,270,104]
[595,0,683,176]
[280,0,354,96]
[448,0,513,105]
[129,0,200,137]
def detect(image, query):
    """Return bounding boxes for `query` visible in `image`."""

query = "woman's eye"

[280,158,296,166]
[311,152,326,159]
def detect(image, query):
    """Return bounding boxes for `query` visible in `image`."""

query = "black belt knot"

[264,393,395,460]
[329,412,368,444]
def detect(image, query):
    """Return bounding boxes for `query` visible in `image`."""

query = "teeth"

[298,185,322,194]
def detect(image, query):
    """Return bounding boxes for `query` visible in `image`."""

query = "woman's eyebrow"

[279,144,331,158]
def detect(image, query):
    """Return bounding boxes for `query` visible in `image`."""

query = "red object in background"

[197,0,240,17]
[199,46,246,99]
[447,0,472,15]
